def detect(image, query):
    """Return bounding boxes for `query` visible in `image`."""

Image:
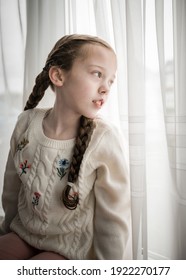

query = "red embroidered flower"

[19,160,31,176]
[32,192,41,207]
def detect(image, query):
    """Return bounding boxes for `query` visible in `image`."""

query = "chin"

[83,112,99,120]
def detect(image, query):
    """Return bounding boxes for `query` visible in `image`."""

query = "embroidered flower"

[16,138,29,152]
[57,158,70,180]
[19,160,31,176]
[32,192,41,207]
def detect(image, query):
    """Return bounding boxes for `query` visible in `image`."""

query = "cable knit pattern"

[0,108,132,259]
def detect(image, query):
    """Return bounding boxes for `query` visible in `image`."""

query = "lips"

[93,99,104,108]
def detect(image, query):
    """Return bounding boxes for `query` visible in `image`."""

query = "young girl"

[0,34,132,260]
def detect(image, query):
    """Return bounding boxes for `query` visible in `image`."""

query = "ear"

[48,66,64,87]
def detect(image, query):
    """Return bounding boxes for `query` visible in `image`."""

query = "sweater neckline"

[33,108,75,149]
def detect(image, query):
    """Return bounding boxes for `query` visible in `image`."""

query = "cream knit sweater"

[0,108,132,259]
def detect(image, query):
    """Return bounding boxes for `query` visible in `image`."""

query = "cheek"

[65,71,97,98]
[74,78,95,95]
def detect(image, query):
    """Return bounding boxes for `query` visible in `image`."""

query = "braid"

[24,70,50,111]
[62,116,95,210]
[23,34,114,209]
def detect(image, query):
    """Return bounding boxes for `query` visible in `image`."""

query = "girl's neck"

[43,103,80,140]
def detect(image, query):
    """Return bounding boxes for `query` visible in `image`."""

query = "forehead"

[79,44,117,69]
[82,43,115,58]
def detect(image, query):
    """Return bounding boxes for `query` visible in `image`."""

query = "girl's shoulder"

[17,108,49,125]
[10,108,50,148]
[88,117,126,153]
[86,117,128,166]
[14,108,50,134]
[93,117,122,139]
[92,117,128,152]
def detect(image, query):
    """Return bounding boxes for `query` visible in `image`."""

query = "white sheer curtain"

[0,0,186,260]
[155,0,186,258]
[0,0,26,215]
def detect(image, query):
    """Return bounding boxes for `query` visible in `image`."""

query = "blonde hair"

[24,34,114,210]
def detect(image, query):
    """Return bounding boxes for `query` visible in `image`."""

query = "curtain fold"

[23,0,68,107]
[0,0,26,217]
[155,0,186,259]
[171,0,186,259]
[125,0,147,260]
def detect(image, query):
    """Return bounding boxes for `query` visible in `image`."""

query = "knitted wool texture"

[1,108,132,260]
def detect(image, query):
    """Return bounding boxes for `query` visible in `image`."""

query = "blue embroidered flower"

[59,159,70,168]
[57,158,70,180]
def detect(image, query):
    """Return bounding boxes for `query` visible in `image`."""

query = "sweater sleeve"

[0,151,22,235]
[91,125,133,259]
[0,109,35,235]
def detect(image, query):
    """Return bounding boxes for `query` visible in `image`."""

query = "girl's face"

[59,44,117,119]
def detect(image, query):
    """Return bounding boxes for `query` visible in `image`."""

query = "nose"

[98,84,110,95]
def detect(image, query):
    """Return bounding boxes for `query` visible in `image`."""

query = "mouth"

[92,99,104,108]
